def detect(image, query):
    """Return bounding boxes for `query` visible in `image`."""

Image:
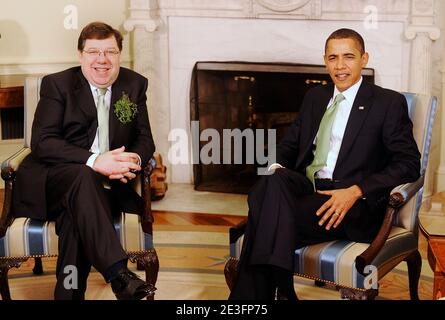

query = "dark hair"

[325,28,365,55]
[77,22,123,51]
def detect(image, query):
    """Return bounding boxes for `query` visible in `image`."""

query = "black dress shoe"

[111,268,156,300]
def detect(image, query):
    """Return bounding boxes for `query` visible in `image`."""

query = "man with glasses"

[12,22,156,300]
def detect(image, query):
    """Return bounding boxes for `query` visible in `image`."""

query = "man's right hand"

[92,146,141,183]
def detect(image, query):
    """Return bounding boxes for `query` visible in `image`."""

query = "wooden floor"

[153,210,245,226]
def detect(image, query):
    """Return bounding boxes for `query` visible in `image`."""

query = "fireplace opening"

[190,62,374,194]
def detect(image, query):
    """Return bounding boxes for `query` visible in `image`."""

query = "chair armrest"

[1,147,31,180]
[0,148,31,237]
[355,175,425,275]
[389,176,425,203]
[140,157,157,235]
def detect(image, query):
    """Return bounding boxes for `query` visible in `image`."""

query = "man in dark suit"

[12,22,156,300]
[229,28,421,300]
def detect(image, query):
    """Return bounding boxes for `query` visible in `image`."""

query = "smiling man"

[13,22,156,300]
[229,28,421,300]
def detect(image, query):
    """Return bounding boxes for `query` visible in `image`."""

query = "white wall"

[0,0,132,75]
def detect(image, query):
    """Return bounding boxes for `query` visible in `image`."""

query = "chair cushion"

[230,226,417,289]
[0,213,153,258]
[294,227,417,288]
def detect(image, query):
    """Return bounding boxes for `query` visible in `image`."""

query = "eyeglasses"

[82,48,120,57]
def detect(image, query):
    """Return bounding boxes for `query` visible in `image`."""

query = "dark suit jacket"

[13,66,156,220]
[276,81,420,238]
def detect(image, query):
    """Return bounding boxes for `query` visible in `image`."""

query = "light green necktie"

[306,93,345,189]
[97,88,109,154]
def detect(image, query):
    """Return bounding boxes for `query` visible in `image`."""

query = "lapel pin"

[358,106,365,110]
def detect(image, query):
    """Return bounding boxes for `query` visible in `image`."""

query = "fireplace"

[190,61,374,194]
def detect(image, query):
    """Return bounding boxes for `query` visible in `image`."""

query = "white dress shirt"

[269,77,363,178]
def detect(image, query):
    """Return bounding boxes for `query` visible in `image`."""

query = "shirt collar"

[89,83,112,96]
[332,76,363,107]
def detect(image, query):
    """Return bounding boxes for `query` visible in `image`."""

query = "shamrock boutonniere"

[114,92,138,124]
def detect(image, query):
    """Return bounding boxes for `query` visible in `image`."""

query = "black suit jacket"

[13,67,156,220]
[277,81,420,217]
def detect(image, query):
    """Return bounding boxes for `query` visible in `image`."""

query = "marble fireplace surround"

[123,0,441,196]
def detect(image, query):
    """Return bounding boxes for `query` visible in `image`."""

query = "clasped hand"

[315,185,363,230]
[92,146,141,184]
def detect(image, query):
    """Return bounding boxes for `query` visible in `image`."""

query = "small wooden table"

[420,192,445,300]
[0,75,25,109]
[0,75,25,140]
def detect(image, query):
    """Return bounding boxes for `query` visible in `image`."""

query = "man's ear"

[361,52,369,68]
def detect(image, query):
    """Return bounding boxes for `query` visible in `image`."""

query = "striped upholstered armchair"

[0,76,159,300]
[224,92,438,300]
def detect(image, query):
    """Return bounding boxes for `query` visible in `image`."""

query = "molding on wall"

[122,0,414,21]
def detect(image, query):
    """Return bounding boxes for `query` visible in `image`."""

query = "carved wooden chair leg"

[134,249,159,300]
[0,258,28,301]
[224,257,239,292]
[0,263,12,301]
[405,250,421,300]
[33,257,43,275]
[339,288,378,300]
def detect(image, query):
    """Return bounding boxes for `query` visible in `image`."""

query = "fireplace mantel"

[123,0,441,197]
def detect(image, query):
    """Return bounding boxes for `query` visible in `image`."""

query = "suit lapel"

[310,85,333,142]
[296,85,333,168]
[334,81,374,171]
[110,73,125,147]
[74,71,98,146]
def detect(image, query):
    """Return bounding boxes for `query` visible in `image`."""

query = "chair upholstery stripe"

[138,216,143,249]
[22,219,29,256]
[122,214,127,250]
[294,247,304,274]
[319,240,349,282]
[0,237,5,257]
[353,263,366,289]
[0,214,154,258]
[297,243,326,276]
[27,220,45,256]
